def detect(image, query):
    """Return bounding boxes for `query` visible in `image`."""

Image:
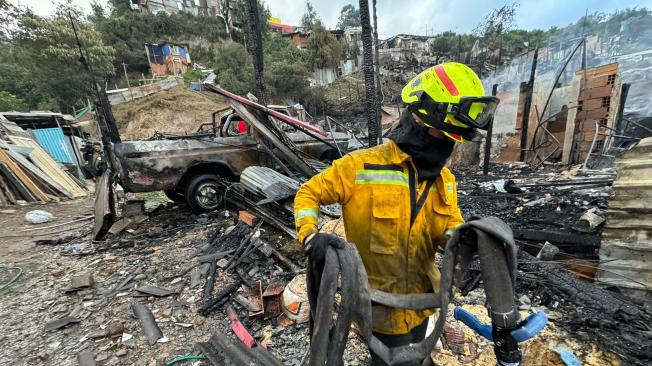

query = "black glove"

[304,233,346,265]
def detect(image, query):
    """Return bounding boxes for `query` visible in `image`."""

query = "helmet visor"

[452,97,500,130]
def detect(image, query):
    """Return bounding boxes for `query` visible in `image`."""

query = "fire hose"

[306,217,547,366]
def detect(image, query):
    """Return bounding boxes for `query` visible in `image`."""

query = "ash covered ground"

[0,163,649,366]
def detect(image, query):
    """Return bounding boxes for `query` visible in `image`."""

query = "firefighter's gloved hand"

[303,233,346,265]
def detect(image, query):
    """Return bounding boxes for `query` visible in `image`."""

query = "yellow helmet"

[401,62,499,143]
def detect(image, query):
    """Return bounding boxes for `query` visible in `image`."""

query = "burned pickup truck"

[109,84,351,213]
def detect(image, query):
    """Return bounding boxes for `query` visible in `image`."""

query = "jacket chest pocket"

[431,191,452,238]
[370,187,404,255]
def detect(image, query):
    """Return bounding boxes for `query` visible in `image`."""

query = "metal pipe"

[529,39,584,163]
[326,116,343,158]
[131,303,163,345]
[231,102,316,177]
[206,84,327,136]
[581,121,600,171]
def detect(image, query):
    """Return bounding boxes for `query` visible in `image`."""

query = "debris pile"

[457,163,613,262]
[0,115,87,205]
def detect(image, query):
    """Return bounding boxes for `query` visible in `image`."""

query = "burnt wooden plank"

[0,162,36,202]
[513,229,601,249]
[0,149,49,201]
[0,175,17,204]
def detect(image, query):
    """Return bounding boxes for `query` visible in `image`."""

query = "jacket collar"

[386,139,412,165]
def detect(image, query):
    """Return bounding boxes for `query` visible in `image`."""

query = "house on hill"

[145,42,192,77]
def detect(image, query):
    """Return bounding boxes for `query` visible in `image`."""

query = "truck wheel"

[184,174,224,213]
[164,189,184,203]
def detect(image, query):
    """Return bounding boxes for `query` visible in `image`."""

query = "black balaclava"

[388,111,455,180]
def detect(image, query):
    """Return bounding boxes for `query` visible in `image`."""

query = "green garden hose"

[165,354,206,366]
[0,266,23,291]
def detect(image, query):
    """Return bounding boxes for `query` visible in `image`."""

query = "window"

[607,74,616,85]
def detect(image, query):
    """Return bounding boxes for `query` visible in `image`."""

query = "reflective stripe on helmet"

[433,65,459,97]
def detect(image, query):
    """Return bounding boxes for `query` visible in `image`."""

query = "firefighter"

[294,62,499,365]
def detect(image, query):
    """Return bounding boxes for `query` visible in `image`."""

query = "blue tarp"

[162,44,171,56]
[32,128,77,165]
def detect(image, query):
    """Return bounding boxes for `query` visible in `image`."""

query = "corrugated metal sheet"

[598,137,652,310]
[240,166,300,200]
[32,128,77,164]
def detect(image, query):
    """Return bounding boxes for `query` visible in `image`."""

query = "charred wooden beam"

[513,229,600,251]
[199,280,241,316]
[518,251,652,365]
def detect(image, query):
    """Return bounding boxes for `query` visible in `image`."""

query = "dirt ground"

[113,86,230,140]
[0,198,94,261]
[0,190,625,366]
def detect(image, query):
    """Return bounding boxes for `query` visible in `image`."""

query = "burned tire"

[164,189,184,203]
[184,174,224,213]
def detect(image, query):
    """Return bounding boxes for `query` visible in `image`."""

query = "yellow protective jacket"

[294,140,464,335]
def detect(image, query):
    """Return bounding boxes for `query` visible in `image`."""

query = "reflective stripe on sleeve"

[295,208,319,220]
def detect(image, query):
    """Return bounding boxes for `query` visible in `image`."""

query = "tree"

[107,0,132,16]
[474,2,519,50]
[301,1,321,28]
[235,0,270,41]
[359,0,378,146]
[264,37,310,103]
[3,5,115,111]
[431,31,456,55]
[307,25,343,69]
[0,1,19,40]
[0,91,28,111]
[336,4,360,30]
[211,42,254,95]
[90,4,228,76]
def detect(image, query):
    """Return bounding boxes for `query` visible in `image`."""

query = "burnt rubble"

[1,163,650,365]
[454,163,651,365]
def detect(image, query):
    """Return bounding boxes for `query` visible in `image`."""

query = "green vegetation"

[0,91,28,112]
[90,1,229,75]
[307,25,344,69]
[336,5,361,30]
[427,5,652,61]
[212,41,254,96]
[182,68,206,84]
[0,3,114,112]
[301,1,321,28]
[0,0,650,115]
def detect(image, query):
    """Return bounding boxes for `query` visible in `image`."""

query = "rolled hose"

[307,242,456,366]
[307,217,523,365]
[474,229,521,364]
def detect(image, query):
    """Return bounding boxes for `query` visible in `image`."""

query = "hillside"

[113,86,229,140]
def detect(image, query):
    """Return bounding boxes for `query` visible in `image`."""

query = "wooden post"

[519,48,538,162]
[359,0,379,146]
[122,62,135,101]
[483,84,498,175]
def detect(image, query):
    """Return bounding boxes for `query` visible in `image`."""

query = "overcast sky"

[13,0,652,38]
